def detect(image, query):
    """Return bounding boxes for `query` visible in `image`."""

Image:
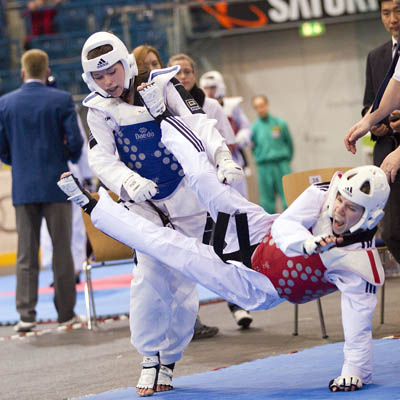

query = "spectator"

[133,44,163,74]
[166,60,236,152]
[24,0,61,49]
[361,0,400,265]
[40,81,93,283]
[199,70,252,199]
[251,95,294,214]
[169,56,253,329]
[0,49,83,332]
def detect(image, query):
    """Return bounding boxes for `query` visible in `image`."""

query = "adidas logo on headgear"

[343,186,353,196]
[97,58,109,69]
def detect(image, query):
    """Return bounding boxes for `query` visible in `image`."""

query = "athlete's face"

[203,86,217,99]
[144,51,162,71]
[91,62,125,97]
[332,194,364,235]
[171,59,196,92]
[381,0,400,39]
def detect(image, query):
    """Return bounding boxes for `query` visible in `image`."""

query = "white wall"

[194,18,389,172]
[0,169,17,254]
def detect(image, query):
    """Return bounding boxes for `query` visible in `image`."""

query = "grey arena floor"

[0,269,399,400]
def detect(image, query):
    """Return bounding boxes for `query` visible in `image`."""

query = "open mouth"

[107,86,119,95]
[334,218,344,228]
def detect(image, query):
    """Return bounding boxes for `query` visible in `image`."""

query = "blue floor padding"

[0,264,221,324]
[74,339,400,399]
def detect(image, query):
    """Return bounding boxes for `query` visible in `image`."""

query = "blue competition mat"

[72,339,400,399]
[0,263,221,324]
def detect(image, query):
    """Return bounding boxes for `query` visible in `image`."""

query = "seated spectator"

[24,0,62,48]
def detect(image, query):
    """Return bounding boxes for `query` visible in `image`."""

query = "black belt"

[124,199,175,229]
[213,212,258,268]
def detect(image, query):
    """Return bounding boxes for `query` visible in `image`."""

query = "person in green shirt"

[251,95,294,213]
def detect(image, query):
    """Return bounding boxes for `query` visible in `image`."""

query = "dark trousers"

[15,202,76,323]
[373,135,400,263]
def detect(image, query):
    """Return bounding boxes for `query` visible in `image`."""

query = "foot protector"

[57,172,96,213]
[138,82,172,123]
[233,309,253,329]
[156,365,174,392]
[136,355,160,397]
[329,375,363,392]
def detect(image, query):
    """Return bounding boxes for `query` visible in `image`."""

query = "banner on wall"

[188,0,379,35]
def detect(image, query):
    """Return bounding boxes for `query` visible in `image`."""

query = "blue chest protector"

[115,120,184,199]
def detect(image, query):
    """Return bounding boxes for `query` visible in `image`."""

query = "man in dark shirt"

[362,0,400,264]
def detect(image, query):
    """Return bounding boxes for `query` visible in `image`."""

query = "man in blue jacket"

[0,49,83,332]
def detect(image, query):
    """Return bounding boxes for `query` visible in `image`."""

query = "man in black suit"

[363,0,400,265]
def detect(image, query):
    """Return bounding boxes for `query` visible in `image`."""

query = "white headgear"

[327,165,390,232]
[81,31,138,97]
[199,70,226,99]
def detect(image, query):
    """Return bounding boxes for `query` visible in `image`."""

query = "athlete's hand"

[122,173,158,203]
[329,375,363,392]
[303,235,342,255]
[216,157,244,185]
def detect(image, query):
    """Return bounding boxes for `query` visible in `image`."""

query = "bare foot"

[136,387,155,397]
[60,171,72,179]
[156,384,173,392]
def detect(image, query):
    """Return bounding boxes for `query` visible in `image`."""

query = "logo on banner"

[195,0,378,30]
[197,0,267,29]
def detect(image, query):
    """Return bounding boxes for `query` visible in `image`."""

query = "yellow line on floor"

[0,252,16,267]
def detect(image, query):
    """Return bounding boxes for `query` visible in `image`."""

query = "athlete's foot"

[57,172,97,214]
[155,365,174,392]
[232,308,253,329]
[136,356,160,397]
[136,387,155,397]
[156,384,173,392]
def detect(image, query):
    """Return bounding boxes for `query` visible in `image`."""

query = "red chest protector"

[251,233,337,304]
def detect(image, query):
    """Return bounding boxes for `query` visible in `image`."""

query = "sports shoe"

[14,320,36,333]
[58,314,81,327]
[192,321,219,340]
[232,309,253,329]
